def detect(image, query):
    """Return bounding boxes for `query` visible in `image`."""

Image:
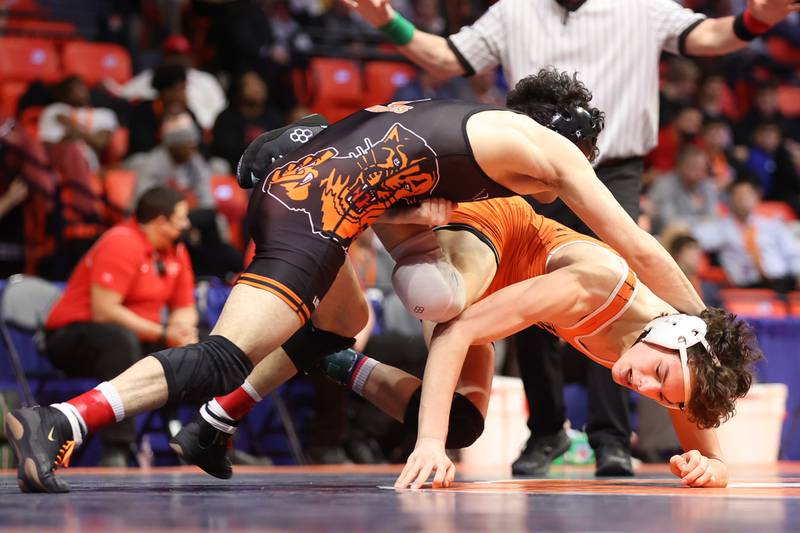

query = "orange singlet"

[437,196,638,365]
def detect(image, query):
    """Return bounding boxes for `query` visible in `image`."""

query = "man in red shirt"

[44,186,197,465]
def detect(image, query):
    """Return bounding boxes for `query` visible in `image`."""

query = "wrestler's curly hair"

[506,68,603,127]
[506,68,605,160]
[686,307,763,429]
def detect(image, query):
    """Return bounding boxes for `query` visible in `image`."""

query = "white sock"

[351,357,379,397]
[241,380,263,402]
[201,399,237,434]
[95,381,125,422]
[51,403,85,446]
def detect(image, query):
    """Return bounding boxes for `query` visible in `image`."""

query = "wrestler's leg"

[5,285,301,493]
[170,261,369,476]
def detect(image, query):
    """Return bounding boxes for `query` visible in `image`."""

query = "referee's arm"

[344,0,468,79]
[682,0,800,56]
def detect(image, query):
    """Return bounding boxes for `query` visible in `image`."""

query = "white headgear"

[640,314,720,410]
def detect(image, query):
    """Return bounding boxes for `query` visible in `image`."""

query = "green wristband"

[379,12,416,46]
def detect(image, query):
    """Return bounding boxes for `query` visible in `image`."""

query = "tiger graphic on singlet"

[265,123,440,246]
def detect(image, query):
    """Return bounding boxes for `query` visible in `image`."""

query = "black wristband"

[733,13,758,42]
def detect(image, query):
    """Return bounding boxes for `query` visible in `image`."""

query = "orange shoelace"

[54,440,76,468]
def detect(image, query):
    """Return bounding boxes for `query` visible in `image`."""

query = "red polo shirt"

[47,220,195,330]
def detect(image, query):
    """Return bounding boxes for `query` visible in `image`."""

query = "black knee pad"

[404,387,485,449]
[282,321,355,374]
[151,335,254,404]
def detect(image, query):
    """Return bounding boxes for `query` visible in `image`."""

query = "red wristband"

[743,9,772,35]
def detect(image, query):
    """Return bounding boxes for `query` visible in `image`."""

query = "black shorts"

[239,190,347,324]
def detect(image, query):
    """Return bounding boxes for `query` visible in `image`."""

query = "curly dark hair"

[686,307,763,429]
[506,68,605,160]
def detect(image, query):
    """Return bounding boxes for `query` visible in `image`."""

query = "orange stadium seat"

[777,85,800,118]
[0,37,60,83]
[0,81,28,117]
[697,252,729,286]
[720,288,788,318]
[757,201,798,221]
[62,42,132,86]
[788,291,800,316]
[5,18,77,37]
[104,127,129,166]
[306,58,364,122]
[211,175,249,250]
[362,61,417,107]
[103,168,137,224]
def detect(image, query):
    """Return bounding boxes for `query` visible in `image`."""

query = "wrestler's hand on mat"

[341,0,394,27]
[378,198,456,227]
[670,450,728,488]
[395,437,455,490]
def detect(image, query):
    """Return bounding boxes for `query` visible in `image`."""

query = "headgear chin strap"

[236,113,328,189]
[640,314,719,410]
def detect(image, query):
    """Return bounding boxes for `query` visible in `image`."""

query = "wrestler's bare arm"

[414,268,587,445]
[467,112,705,315]
[667,409,729,488]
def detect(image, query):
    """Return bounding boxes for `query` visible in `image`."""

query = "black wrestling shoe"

[4,406,76,493]
[170,413,233,480]
[594,444,634,477]
[511,429,571,476]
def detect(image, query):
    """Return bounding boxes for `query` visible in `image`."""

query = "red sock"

[65,387,117,433]
[213,380,262,421]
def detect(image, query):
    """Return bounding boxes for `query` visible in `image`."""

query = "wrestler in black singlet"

[239,99,516,322]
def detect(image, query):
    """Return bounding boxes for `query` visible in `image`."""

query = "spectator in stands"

[44,186,197,466]
[646,106,704,173]
[107,35,226,131]
[412,0,446,35]
[740,120,800,215]
[695,74,728,121]
[648,145,719,233]
[392,69,474,102]
[206,0,307,112]
[693,176,800,292]
[127,64,200,156]
[735,82,800,144]
[0,178,28,277]
[659,57,700,127]
[667,232,722,307]
[697,117,737,189]
[126,113,215,209]
[0,116,57,277]
[39,76,119,173]
[211,71,285,173]
[38,76,121,278]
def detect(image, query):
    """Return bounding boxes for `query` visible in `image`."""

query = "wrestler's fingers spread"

[412,462,434,490]
[445,463,456,487]
[395,459,419,488]
[432,463,447,488]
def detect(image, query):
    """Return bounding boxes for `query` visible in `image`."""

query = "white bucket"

[715,383,788,464]
[460,376,530,467]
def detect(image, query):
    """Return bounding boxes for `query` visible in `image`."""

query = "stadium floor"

[1,463,799,532]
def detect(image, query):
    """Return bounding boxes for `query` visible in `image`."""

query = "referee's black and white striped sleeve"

[647,0,707,55]
[446,0,508,76]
